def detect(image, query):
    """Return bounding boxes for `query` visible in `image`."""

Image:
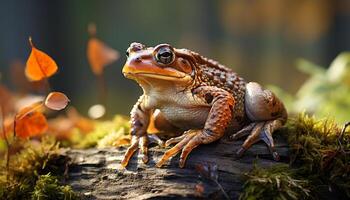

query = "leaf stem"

[338,121,350,152]
[29,36,34,47]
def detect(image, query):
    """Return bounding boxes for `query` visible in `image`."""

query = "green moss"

[31,173,78,200]
[241,113,350,199]
[0,137,79,200]
[240,164,310,200]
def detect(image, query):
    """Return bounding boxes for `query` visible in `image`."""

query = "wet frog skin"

[121,42,287,168]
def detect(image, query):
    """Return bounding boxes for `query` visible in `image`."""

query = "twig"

[338,121,350,152]
[214,180,230,200]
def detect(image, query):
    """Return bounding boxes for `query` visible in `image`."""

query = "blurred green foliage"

[31,173,78,200]
[271,52,350,123]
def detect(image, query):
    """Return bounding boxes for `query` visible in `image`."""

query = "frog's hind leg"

[231,82,287,161]
[233,120,283,160]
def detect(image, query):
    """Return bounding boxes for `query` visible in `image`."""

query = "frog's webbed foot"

[230,120,282,161]
[121,134,164,168]
[156,130,203,168]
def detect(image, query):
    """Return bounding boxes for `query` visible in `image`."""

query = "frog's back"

[188,50,247,126]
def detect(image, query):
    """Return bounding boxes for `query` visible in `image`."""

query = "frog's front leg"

[230,82,287,160]
[121,95,163,167]
[156,86,235,168]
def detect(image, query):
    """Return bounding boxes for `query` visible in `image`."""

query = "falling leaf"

[25,37,58,81]
[15,109,48,139]
[87,24,119,75]
[45,92,70,111]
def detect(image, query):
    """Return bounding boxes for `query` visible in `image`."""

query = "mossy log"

[65,134,289,200]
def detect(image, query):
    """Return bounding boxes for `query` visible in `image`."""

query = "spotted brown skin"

[121,42,287,168]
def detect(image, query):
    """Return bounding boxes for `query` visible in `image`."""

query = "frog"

[120,42,287,168]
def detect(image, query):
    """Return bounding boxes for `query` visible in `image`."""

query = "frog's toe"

[121,134,161,167]
[230,123,256,140]
[156,130,198,168]
[236,120,282,161]
[121,135,141,167]
[148,134,165,147]
[179,135,202,168]
[165,134,187,147]
[140,136,149,163]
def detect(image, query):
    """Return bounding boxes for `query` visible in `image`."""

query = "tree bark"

[66,134,288,200]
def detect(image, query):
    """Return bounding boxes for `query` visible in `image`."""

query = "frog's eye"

[155,47,175,65]
[126,50,130,57]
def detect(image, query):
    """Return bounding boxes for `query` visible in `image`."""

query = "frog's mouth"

[123,64,190,81]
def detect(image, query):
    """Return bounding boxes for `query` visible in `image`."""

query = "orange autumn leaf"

[87,24,119,75]
[45,92,70,111]
[15,109,48,139]
[16,101,44,121]
[25,38,58,81]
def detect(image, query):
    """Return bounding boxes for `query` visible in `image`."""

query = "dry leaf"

[16,101,44,120]
[45,92,70,111]
[87,24,119,75]
[25,38,58,81]
[15,109,48,139]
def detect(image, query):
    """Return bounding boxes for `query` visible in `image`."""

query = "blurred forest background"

[0,0,349,117]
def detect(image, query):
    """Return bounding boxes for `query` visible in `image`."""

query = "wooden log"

[66,134,289,200]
